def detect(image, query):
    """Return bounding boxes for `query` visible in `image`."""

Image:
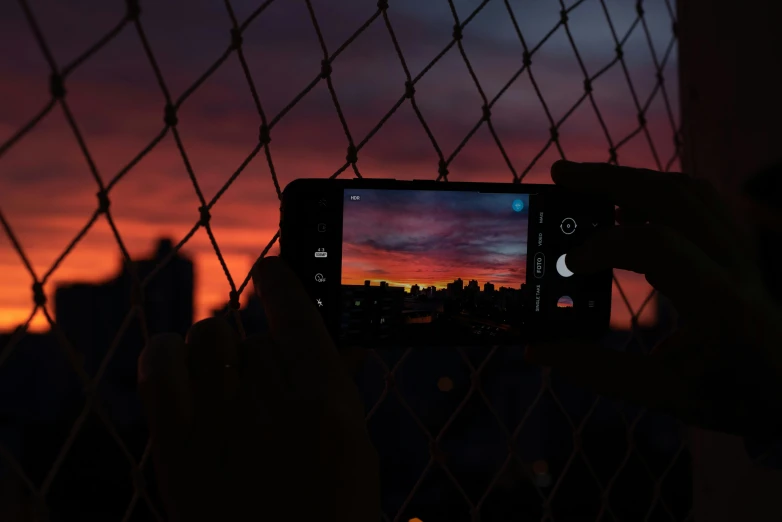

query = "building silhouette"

[446,278,464,297]
[54,238,194,422]
[0,238,194,429]
[0,238,193,518]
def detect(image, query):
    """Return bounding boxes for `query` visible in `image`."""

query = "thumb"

[251,255,349,392]
[251,255,333,348]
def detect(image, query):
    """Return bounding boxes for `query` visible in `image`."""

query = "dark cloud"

[343,189,529,275]
[1,0,673,187]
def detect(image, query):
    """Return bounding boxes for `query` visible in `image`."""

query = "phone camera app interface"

[341,189,530,346]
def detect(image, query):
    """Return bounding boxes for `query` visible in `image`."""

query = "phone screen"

[341,189,530,346]
[280,179,612,347]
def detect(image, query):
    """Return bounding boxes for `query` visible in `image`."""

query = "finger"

[525,340,706,425]
[238,333,369,466]
[649,327,712,378]
[616,206,647,226]
[252,255,343,375]
[551,161,735,268]
[564,224,729,318]
[185,317,241,455]
[551,160,692,215]
[239,332,290,422]
[138,333,194,449]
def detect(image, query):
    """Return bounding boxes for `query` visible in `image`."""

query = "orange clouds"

[0,84,663,334]
[0,0,675,335]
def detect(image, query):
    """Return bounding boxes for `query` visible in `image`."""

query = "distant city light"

[437,377,454,392]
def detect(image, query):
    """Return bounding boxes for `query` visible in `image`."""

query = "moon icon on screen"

[556,254,574,278]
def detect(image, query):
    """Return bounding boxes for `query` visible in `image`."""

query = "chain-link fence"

[0,0,687,520]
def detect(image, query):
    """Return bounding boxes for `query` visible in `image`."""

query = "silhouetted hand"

[526,160,782,439]
[137,256,379,522]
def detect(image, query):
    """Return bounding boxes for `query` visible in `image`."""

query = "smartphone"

[279,178,613,347]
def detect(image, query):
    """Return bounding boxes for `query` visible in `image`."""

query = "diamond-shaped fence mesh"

[0,0,690,520]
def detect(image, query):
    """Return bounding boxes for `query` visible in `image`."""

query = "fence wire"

[0,0,688,520]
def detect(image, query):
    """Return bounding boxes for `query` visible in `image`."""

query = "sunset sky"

[0,0,679,333]
[342,189,529,290]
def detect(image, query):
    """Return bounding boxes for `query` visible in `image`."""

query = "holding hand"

[527,161,782,439]
[138,256,379,522]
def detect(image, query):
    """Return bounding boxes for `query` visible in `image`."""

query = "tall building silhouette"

[0,238,194,515]
[446,278,464,297]
[55,238,194,422]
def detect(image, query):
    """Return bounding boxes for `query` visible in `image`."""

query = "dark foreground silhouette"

[138,160,782,521]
